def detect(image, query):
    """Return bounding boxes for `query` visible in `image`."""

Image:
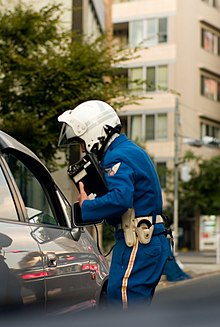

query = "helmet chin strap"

[95,125,121,161]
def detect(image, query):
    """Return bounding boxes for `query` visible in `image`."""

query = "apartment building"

[112,0,220,250]
[4,0,107,36]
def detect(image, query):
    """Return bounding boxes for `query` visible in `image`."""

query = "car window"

[5,154,58,226]
[0,165,19,220]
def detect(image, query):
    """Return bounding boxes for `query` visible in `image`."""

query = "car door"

[1,138,99,314]
[0,156,45,313]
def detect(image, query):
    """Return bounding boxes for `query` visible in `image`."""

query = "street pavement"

[158,250,220,289]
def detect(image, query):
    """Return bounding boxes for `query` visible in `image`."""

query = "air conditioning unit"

[202,136,220,147]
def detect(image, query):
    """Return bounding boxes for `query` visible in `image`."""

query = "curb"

[157,269,220,291]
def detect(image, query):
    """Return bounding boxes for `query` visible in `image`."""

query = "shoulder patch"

[106,162,121,176]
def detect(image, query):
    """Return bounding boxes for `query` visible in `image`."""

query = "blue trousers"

[107,224,169,309]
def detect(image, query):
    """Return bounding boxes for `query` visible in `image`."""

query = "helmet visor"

[58,123,80,147]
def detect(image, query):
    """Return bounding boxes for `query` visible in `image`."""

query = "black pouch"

[68,152,108,197]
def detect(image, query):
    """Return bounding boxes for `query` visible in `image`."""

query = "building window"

[129,20,144,47]
[129,65,168,94]
[120,113,168,142]
[157,113,168,139]
[158,18,168,43]
[146,65,168,92]
[201,0,220,8]
[129,17,167,48]
[201,0,215,5]
[130,67,143,94]
[201,26,220,56]
[156,162,167,189]
[120,115,128,135]
[145,113,167,140]
[144,113,167,141]
[158,65,168,90]
[200,122,220,141]
[131,115,142,140]
[113,22,129,48]
[146,67,156,91]
[145,115,155,140]
[201,73,220,102]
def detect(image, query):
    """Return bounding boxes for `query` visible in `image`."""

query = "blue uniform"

[81,134,169,308]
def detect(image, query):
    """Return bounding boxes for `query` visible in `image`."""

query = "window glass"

[130,67,143,94]
[129,20,143,47]
[158,65,168,90]
[146,66,156,91]
[113,22,129,48]
[201,75,217,100]
[146,18,157,46]
[0,166,18,221]
[156,162,167,189]
[201,27,220,55]
[200,122,220,140]
[201,0,216,7]
[202,29,215,52]
[218,81,220,101]
[157,113,168,139]
[5,154,58,226]
[120,116,128,135]
[218,36,220,55]
[145,115,155,140]
[158,18,167,43]
[128,16,168,48]
[131,115,142,141]
[214,126,220,139]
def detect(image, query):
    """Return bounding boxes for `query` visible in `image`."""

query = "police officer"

[58,100,169,310]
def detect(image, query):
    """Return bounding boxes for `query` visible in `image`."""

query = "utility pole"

[174,97,180,254]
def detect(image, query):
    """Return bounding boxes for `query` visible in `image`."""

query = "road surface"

[4,272,220,327]
[151,272,220,326]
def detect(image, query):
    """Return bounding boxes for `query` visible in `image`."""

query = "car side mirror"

[71,201,103,227]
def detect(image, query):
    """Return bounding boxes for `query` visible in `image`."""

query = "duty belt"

[117,209,165,247]
[117,215,164,230]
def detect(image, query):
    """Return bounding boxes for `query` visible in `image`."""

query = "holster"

[121,209,154,247]
[121,208,136,247]
[135,219,154,245]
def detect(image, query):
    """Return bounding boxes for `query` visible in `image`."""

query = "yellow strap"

[121,239,139,310]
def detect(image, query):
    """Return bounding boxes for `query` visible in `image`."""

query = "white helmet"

[58,100,121,158]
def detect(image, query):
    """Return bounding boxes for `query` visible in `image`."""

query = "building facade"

[2,0,220,250]
[112,0,220,250]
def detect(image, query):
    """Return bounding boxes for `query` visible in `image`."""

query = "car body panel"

[0,221,45,312]
[0,130,109,315]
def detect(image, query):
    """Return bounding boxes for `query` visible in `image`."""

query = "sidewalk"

[177,250,220,275]
[158,251,220,289]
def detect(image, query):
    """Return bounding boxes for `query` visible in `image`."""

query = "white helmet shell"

[58,100,121,153]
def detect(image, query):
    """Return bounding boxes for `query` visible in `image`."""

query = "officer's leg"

[126,234,169,304]
[107,234,130,308]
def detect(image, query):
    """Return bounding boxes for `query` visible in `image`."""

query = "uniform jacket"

[81,134,163,227]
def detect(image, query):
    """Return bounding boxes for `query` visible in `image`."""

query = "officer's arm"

[81,161,135,223]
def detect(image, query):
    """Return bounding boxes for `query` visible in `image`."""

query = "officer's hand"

[78,181,88,207]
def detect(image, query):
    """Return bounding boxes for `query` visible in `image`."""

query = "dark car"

[0,130,109,315]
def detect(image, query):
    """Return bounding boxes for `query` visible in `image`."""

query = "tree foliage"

[0,3,137,169]
[164,152,220,221]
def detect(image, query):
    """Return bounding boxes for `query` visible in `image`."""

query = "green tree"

[0,3,137,170]
[164,152,220,222]
[179,154,220,217]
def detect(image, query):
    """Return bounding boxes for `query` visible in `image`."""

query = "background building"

[1,0,220,250]
[112,0,220,250]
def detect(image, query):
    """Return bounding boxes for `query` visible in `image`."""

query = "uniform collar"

[107,133,128,152]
